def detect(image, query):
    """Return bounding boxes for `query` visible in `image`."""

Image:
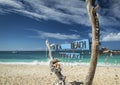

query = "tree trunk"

[84,0,100,85]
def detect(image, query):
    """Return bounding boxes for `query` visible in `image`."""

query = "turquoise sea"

[0,51,120,66]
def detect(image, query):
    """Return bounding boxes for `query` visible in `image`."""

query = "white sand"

[0,64,120,85]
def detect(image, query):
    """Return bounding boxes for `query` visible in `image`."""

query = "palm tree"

[84,0,100,85]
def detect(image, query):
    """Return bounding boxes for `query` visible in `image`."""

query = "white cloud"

[69,29,79,33]
[28,29,80,40]
[0,0,90,26]
[102,32,120,41]
[99,15,120,27]
[14,9,47,20]
[88,30,120,42]
[98,0,120,27]
[0,0,119,27]
[0,0,23,8]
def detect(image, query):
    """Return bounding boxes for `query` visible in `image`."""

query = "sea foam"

[0,60,120,67]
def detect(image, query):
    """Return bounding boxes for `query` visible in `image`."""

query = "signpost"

[52,39,90,51]
[51,39,90,60]
[59,52,81,59]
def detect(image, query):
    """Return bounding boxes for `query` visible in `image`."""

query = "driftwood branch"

[46,40,53,60]
[46,40,66,85]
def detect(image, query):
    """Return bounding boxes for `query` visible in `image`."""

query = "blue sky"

[0,0,120,51]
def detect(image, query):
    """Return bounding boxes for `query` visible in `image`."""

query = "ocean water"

[0,51,120,66]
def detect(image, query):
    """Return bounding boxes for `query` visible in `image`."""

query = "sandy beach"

[0,64,120,85]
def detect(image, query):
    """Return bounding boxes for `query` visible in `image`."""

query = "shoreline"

[0,64,120,85]
[0,61,120,67]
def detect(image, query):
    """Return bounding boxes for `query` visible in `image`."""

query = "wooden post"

[84,0,100,85]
